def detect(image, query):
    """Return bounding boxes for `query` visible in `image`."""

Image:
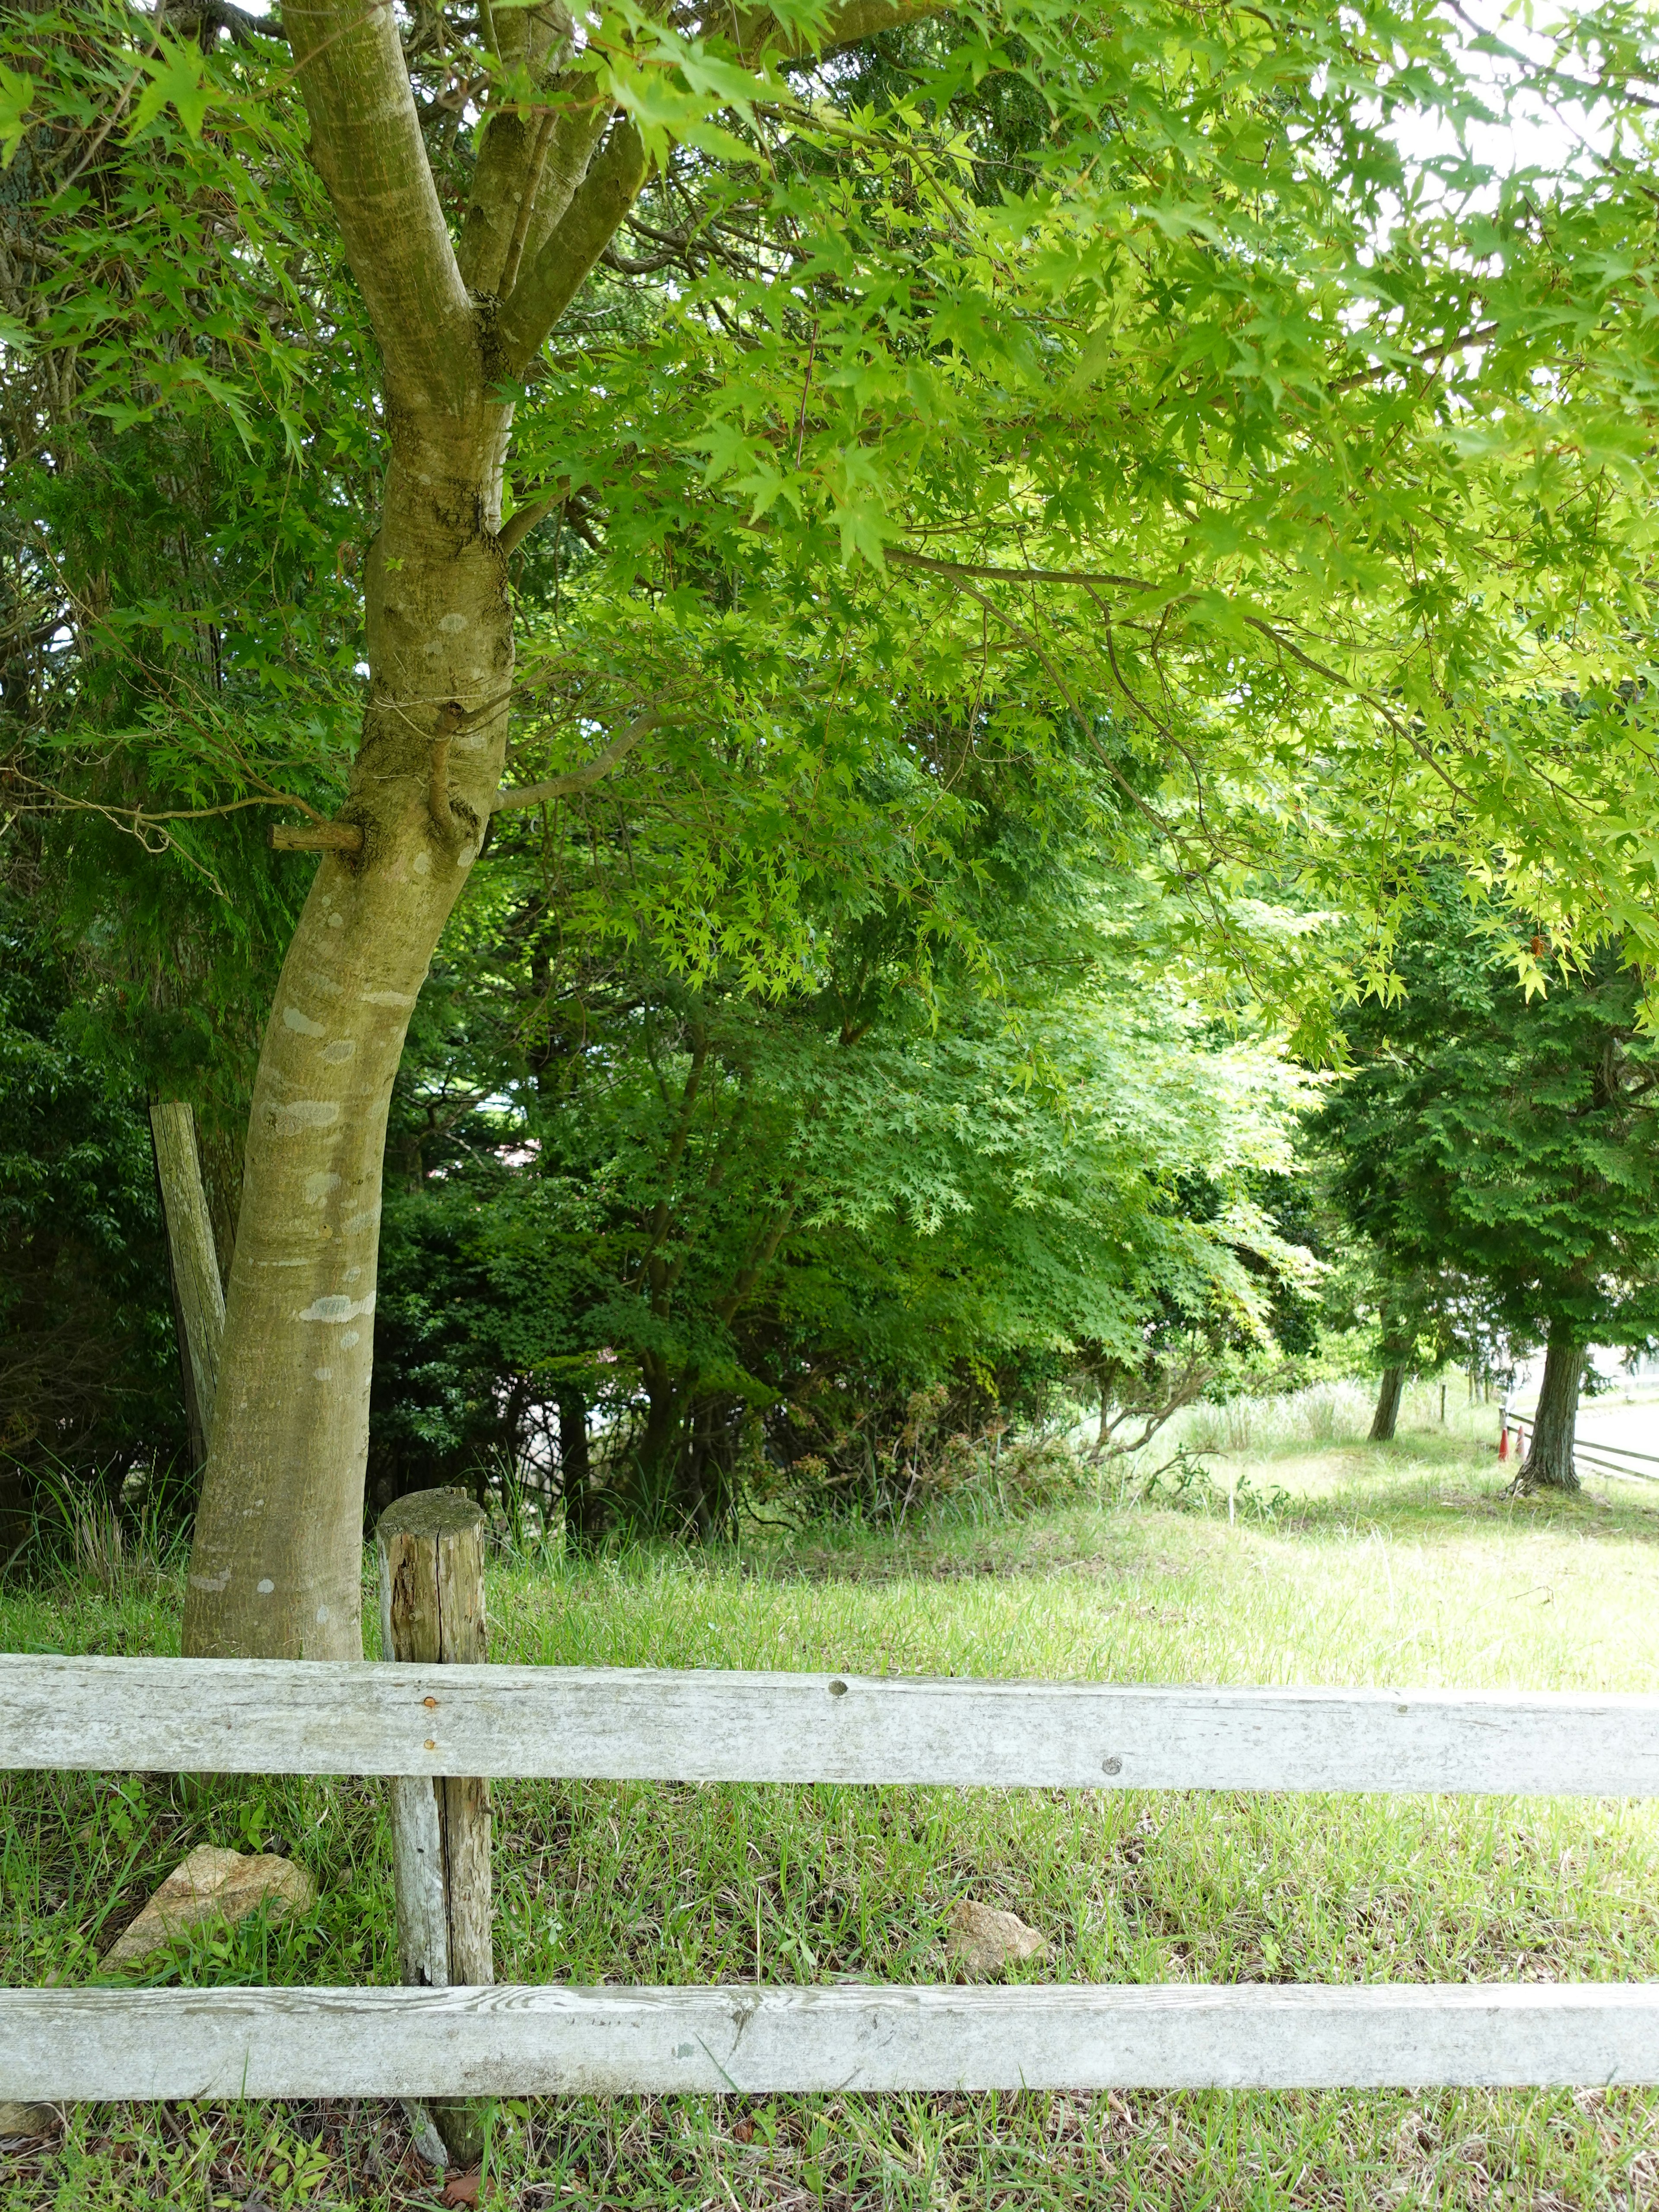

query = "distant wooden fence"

[1502,1407,1659,1488]
[6,1656,1659,2097]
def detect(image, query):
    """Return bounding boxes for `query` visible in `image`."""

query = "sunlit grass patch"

[6,1428,1659,2206]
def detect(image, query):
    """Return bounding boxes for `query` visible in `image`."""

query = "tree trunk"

[149,1102,226,1468]
[1368,1365,1405,1443]
[626,1359,688,1532]
[183,413,513,1659]
[559,1390,601,1551]
[1520,1325,1584,1493]
[675,1396,739,1541]
[181,0,642,1656]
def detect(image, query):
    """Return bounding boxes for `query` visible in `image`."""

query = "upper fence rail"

[5,1655,1659,1795]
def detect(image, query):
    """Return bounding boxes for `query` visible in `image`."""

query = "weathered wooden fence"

[1502,1405,1659,1488]
[6,1653,1659,2097]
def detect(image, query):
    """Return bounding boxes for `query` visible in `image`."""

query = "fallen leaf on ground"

[105,1843,315,1966]
[442,2170,481,2208]
[947,1898,1048,1979]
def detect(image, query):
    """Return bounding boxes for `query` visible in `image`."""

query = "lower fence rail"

[8,1482,1659,2115]
[6,1982,1659,2098]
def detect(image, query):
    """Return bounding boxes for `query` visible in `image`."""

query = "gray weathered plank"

[6,1982,1659,2097]
[5,1656,1659,1793]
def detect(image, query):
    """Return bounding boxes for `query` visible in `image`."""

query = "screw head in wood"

[1103,1756,1123,1776]
[828,1679,849,1697]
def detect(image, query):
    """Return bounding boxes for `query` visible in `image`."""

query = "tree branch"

[732,0,954,64]
[283,0,478,413]
[270,821,365,851]
[457,65,612,298]
[491,704,666,810]
[495,117,648,377]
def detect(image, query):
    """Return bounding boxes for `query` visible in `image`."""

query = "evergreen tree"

[1314,888,1659,1491]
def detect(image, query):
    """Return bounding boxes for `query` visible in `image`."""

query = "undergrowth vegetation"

[5,1419,1659,2205]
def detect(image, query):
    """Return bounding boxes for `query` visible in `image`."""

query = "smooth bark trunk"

[184,413,512,1658]
[1369,1365,1405,1443]
[627,1360,688,1532]
[1519,1325,1584,1493]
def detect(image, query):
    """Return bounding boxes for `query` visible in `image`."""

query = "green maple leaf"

[0,62,32,168]
[129,41,214,143]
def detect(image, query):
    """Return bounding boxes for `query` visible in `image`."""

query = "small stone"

[0,2100,57,2137]
[946,1898,1048,1979]
[105,1843,315,1967]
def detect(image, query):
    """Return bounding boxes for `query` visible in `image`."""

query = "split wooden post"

[148,1100,225,1464]
[375,1489,492,2168]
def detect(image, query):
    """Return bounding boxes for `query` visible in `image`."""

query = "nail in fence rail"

[6,1646,1659,2088]
[7,1659,1659,1793]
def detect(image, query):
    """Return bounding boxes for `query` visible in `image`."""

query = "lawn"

[4,1410,1659,2208]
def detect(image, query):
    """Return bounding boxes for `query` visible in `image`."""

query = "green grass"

[5,1420,1659,2207]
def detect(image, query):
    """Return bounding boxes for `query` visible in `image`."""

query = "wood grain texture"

[7,1983,1659,2098]
[376,1492,493,1989]
[388,1776,448,1988]
[6,1659,1659,1795]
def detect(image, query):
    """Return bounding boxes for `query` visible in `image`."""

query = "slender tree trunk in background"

[149,1101,226,1467]
[627,1358,687,1531]
[1520,1323,1584,1492]
[193,1120,242,1295]
[558,1390,600,1550]
[674,1397,739,1540]
[1369,1365,1405,1443]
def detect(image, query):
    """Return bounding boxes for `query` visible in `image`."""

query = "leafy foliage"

[1313,880,1659,1357]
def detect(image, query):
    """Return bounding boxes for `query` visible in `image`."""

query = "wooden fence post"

[148,1100,225,1465]
[375,1489,492,2168]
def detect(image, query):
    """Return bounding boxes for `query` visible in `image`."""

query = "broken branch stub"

[268,822,365,851]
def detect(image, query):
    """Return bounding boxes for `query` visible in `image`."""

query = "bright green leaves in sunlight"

[11,0,1659,1053]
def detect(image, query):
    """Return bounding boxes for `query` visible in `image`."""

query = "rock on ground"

[105,1843,315,1967]
[0,2101,57,2137]
[946,1898,1048,1979]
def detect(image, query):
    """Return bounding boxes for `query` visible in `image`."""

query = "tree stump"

[376,1489,492,2167]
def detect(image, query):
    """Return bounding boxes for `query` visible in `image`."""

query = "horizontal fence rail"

[7,1983,1659,2099]
[9,1644,1659,2101]
[1504,1408,1659,1487]
[6,1655,1659,1794]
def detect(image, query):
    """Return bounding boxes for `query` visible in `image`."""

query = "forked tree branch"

[496,118,649,376]
[283,0,478,413]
